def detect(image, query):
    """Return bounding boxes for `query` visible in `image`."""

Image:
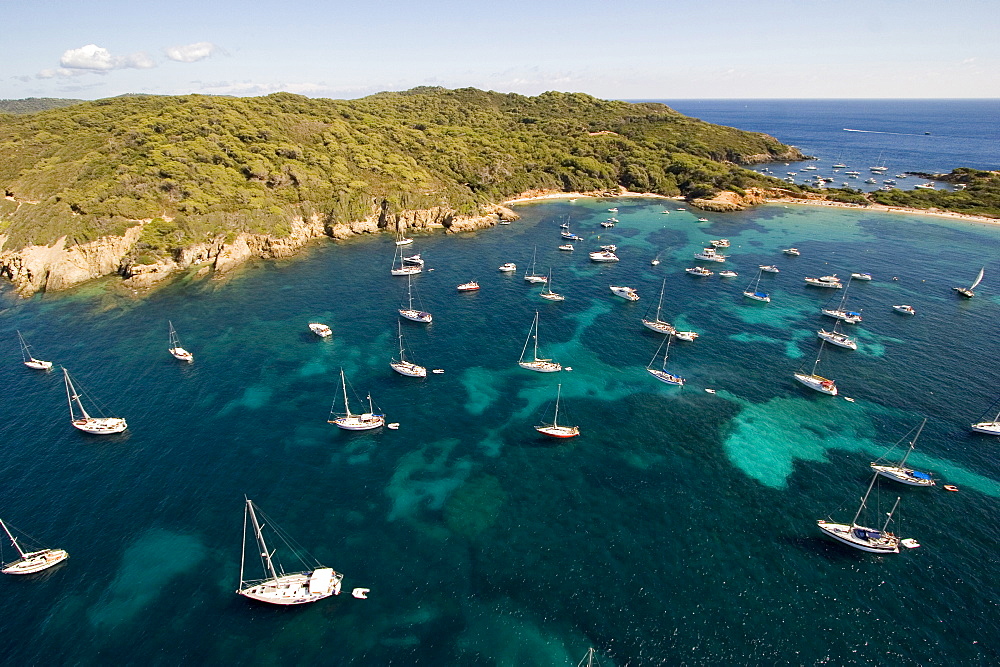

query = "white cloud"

[164,42,217,63]
[36,67,81,79]
[59,44,156,71]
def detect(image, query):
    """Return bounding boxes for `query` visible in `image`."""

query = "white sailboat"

[237,498,343,605]
[646,336,685,385]
[518,312,561,372]
[970,398,1000,435]
[394,224,413,246]
[870,419,935,487]
[953,266,984,298]
[524,247,547,283]
[642,279,675,334]
[821,278,862,323]
[817,319,857,350]
[817,474,907,554]
[1,517,68,575]
[390,323,427,377]
[793,341,838,395]
[535,384,580,438]
[399,275,432,323]
[63,368,127,434]
[328,368,385,430]
[539,269,565,301]
[17,331,52,370]
[390,243,421,276]
[742,267,770,302]
[167,321,194,362]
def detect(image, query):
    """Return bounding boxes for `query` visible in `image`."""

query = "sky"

[3,0,998,101]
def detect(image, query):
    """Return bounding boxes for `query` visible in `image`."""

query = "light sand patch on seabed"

[763,197,1000,226]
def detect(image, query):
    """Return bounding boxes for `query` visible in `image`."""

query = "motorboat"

[685,266,713,277]
[589,250,619,262]
[709,239,730,248]
[498,262,517,272]
[308,323,333,337]
[759,265,779,273]
[804,275,843,288]
[610,285,639,301]
[719,270,738,278]
[558,244,574,251]
[851,272,872,281]
[892,304,915,315]
[782,248,800,256]
[694,247,726,263]
[457,281,480,291]
[673,331,699,342]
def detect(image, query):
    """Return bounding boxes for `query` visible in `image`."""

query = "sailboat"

[642,279,675,334]
[817,319,857,350]
[167,321,194,362]
[742,267,770,302]
[236,498,343,605]
[523,246,547,283]
[646,336,685,385]
[534,384,580,438]
[390,323,427,377]
[63,368,127,434]
[328,368,385,430]
[953,266,984,298]
[17,331,52,370]
[1,517,69,575]
[518,312,561,372]
[390,243,421,276]
[970,398,1000,435]
[793,340,838,395]
[399,275,432,323]
[821,278,862,323]
[394,224,413,246]
[539,269,564,301]
[870,419,935,486]
[817,474,906,554]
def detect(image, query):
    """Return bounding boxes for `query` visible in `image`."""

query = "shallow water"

[1,196,998,664]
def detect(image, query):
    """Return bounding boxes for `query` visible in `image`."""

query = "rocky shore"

[0,201,518,297]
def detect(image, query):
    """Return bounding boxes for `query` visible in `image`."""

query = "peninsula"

[0,88,803,296]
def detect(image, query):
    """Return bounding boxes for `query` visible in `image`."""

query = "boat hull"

[817,521,899,554]
[870,464,935,487]
[169,347,195,361]
[642,319,675,335]
[822,309,862,323]
[391,267,422,276]
[72,417,128,434]
[2,549,69,575]
[391,361,427,378]
[953,287,974,298]
[970,421,1000,435]
[535,425,580,438]
[817,331,857,350]
[524,276,547,284]
[330,415,385,430]
[673,332,698,342]
[399,309,432,323]
[539,293,565,301]
[24,359,53,370]
[647,368,684,385]
[238,570,342,606]
[794,373,838,395]
[743,291,770,302]
[518,361,562,373]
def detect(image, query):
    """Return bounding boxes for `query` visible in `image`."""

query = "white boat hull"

[794,373,838,395]
[2,549,69,575]
[399,309,432,323]
[391,267,421,276]
[673,331,698,342]
[822,309,862,323]
[970,421,1000,435]
[72,417,128,434]
[743,291,770,302]
[647,368,684,385]
[870,464,935,487]
[817,520,899,554]
[391,361,427,377]
[169,347,195,361]
[642,319,674,335]
[395,238,414,246]
[238,569,342,606]
[518,361,562,373]
[330,414,385,430]
[804,279,843,288]
[524,276,547,284]
[540,292,565,301]
[817,330,857,350]
[610,286,639,301]
[24,359,53,370]
[535,424,580,438]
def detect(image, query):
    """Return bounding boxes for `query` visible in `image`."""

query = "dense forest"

[0,88,802,258]
[0,97,82,114]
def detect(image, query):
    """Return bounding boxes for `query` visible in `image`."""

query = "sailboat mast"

[63,369,91,420]
[656,279,665,321]
[17,331,29,362]
[662,337,672,371]
[407,275,414,309]
[553,384,562,426]
[340,368,352,418]
[239,501,249,588]
[245,499,279,581]
[0,518,27,559]
[882,496,901,533]
[898,418,927,468]
[852,474,879,526]
[532,312,540,362]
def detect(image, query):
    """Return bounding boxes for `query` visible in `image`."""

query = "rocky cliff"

[0,201,518,296]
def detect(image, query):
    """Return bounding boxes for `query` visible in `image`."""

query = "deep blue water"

[2,102,1000,665]
[653,99,1000,192]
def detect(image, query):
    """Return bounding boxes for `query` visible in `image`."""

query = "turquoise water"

[1,198,999,664]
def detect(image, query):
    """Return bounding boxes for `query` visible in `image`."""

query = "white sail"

[970,266,985,290]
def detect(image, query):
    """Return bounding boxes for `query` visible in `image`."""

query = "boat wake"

[842,128,930,137]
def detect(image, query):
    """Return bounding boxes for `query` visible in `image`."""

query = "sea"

[1,100,999,666]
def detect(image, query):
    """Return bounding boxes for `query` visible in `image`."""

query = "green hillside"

[0,98,83,114]
[0,88,801,256]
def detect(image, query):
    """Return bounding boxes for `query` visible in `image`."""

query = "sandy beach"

[503,189,1000,228]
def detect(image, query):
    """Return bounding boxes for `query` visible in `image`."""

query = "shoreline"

[503,189,1000,227]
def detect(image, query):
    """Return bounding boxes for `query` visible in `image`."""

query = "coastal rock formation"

[2,202,518,296]
[689,188,770,212]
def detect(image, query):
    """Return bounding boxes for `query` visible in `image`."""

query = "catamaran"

[167,321,194,361]
[399,274,432,323]
[742,267,770,302]
[237,498,344,605]
[793,340,838,395]
[390,323,427,378]
[817,319,857,350]
[953,266,984,298]
[870,419,935,487]
[534,384,580,438]
[63,368,127,434]
[539,270,565,301]
[328,368,385,430]
[646,336,685,385]
[518,312,561,373]
[524,247,547,283]
[17,331,52,370]
[1,517,69,575]
[817,474,910,554]
[642,279,675,335]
